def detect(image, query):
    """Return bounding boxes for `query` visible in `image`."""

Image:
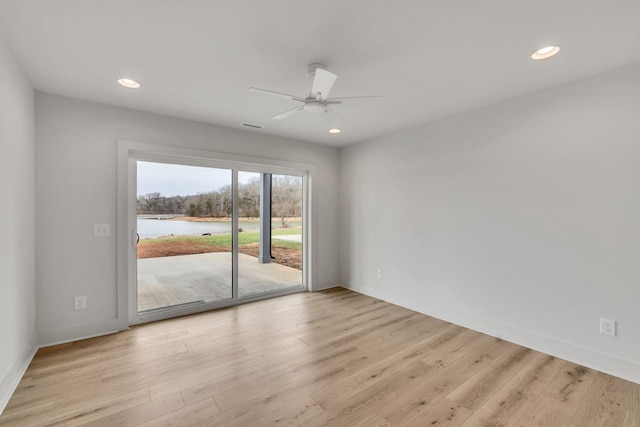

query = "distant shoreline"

[137,215,302,223]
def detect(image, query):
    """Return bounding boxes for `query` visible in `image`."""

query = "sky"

[137,161,258,197]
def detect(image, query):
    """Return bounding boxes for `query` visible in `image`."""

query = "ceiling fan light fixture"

[531,45,561,60]
[304,101,326,113]
[328,128,341,134]
[117,78,140,88]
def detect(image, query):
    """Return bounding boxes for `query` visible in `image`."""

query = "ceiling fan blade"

[249,87,305,103]
[271,106,304,120]
[326,106,345,121]
[327,95,383,103]
[311,68,337,101]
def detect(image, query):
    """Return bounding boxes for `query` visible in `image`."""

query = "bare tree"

[272,175,302,227]
[238,176,261,218]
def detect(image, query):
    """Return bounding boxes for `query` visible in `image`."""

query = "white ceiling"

[1,1,639,147]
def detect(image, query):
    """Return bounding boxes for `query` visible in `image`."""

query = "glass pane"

[136,161,233,313]
[238,172,303,298]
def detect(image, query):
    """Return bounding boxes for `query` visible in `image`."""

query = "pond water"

[137,218,300,239]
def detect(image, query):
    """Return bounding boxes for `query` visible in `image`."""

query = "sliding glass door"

[237,172,303,299]
[127,152,306,325]
[136,161,233,314]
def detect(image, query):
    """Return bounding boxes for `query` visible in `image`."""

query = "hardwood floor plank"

[178,340,312,406]
[446,345,537,411]
[136,397,219,427]
[404,397,472,427]
[622,381,640,427]
[148,338,309,401]
[545,361,597,404]
[351,413,394,427]
[308,325,465,411]
[0,400,54,425]
[1,388,150,427]
[191,362,354,426]
[517,395,583,427]
[213,345,364,411]
[569,372,634,427]
[514,360,598,426]
[252,396,325,426]
[82,392,185,426]
[2,288,639,426]
[460,352,564,426]
[374,337,505,425]
[302,361,435,426]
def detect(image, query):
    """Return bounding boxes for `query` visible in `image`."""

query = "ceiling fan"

[249,63,382,120]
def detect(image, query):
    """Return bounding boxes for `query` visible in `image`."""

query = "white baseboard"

[0,333,37,415]
[342,282,640,385]
[313,283,340,292]
[38,319,124,348]
[310,276,340,292]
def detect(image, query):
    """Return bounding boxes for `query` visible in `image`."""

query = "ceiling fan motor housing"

[304,100,326,113]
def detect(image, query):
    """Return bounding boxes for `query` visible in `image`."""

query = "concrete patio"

[137,252,303,312]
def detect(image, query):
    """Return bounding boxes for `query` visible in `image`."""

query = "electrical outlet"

[94,224,111,237]
[600,318,616,337]
[376,269,383,279]
[74,296,86,310]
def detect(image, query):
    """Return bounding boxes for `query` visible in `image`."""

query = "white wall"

[0,39,36,412]
[340,62,640,384]
[35,93,340,345]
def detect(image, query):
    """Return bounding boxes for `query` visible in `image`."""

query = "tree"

[238,176,261,218]
[272,175,302,227]
[187,203,199,217]
[205,198,213,216]
[135,175,302,222]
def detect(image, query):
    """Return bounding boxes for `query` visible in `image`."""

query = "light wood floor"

[1,288,638,426]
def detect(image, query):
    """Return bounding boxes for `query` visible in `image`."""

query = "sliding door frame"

[117,140,312,327]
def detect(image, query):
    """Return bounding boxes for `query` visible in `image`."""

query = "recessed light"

[117,78,140,89]
[328,128,341,134]
[531,45,561,60]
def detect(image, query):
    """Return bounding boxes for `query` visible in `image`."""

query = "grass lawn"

[139,227,302,250]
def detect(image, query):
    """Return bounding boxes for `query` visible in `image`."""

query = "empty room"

[1,1,639,425]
